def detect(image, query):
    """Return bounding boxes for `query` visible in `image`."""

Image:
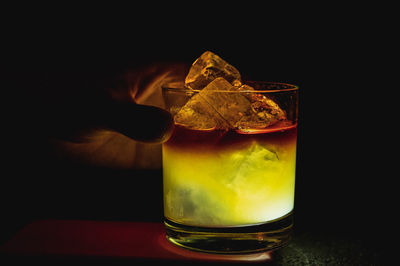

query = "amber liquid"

[163,122,297,228]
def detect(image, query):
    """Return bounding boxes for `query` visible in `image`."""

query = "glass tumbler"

[162,81,298,254]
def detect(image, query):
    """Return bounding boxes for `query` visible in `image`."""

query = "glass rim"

[162,81,299,93]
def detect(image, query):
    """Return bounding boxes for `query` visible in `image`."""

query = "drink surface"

[163,122,297,227]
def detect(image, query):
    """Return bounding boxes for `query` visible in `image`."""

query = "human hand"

[27,63,188,169]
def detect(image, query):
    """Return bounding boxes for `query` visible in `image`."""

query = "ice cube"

[231,143,280,187]
[235,84,287,130]
[185,51,241,90]
[175,77,251,129]
[173,91,223,130]
[165,185,229,226]
[178,51,287,130]
[165,187,196,219]
[176,78,287,130]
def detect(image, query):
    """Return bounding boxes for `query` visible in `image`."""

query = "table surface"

[1,160,389,265]
[0,219,385,265]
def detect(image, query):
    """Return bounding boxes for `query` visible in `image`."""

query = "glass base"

[164,212,293,254]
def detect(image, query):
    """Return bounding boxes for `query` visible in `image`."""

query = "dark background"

[2,8,390,263]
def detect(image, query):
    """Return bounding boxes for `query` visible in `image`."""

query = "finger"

[101,102,174,143]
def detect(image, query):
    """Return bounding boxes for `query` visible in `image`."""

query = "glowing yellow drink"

[162,80,298,253]
[163,123,297,227]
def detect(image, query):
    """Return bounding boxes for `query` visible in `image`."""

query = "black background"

[2,7,390,263]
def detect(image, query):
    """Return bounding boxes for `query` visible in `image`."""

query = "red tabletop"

[0,220,272,263]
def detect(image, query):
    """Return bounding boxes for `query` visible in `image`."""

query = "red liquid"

[165,122,298,153]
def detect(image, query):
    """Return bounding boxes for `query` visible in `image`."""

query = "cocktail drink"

[162,52,298,253]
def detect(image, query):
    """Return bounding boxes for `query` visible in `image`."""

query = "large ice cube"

[177,51,287,130]
[175,78,286,130]
[235,84,287,130]
[173,90,226,130]
[228,143,280,187]
[185,51,241,90]
[175,77,251,129]
[165,185,229,225]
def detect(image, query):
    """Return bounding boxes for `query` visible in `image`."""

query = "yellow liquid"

[163,125,297,227]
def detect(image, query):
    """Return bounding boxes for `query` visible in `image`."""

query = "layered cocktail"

[162,52,298,253]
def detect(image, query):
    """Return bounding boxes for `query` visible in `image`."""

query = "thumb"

[101,102,174,143]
